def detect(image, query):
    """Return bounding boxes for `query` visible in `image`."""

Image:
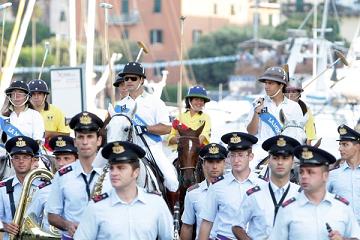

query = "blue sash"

[259,112,282,135]
[0,116,24,148]
[114,105,162,142]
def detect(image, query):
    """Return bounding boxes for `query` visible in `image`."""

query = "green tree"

[188,26,252,87]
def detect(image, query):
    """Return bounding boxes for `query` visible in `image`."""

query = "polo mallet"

[303,50,348,89]
[282,64,290,83]
[0,2,12,72]
[178,16,186,122]
[38,41,50,79]
[135,41,149,62]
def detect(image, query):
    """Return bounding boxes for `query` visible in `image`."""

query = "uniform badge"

[335,195,349,205]
[282,197,296,208]
[38,181,52,189]
[112,143,125,154]
[92,193,109,203]
[79,113,92,125]
[0,181,6,187]
[56,137,66,147]
[209,145,219,155]
[187,183,199,192]
[301,148,313,159]
[230,134,241,144]
[16,138,26,147]
[212,175,224,184]
[277,138,286,147]
[246,185,261,196]
[339,127,347,135]
[58,166,73,176]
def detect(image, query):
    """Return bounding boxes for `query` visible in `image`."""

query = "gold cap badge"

[208,145,219,154]
[230,134,241,144]
[56,137,66,147]
[277,138,286,147]
[79,113,92,125]
[112,143,125,154]
[16,138,26,147]
[339,127,347,135]
[301,148,313,160]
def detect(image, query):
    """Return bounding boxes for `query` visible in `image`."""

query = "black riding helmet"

[5,80,30,95]
[118,62,146,78]
[28,79,50,94]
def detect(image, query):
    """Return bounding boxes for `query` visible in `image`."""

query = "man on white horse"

[114,62,179,201]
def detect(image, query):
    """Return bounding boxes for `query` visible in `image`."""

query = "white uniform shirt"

[246,96,303,144]
[200,171,265,239]
[73,187,173,240]
[269,191,360,240]
[46,160,101,235]
[233,180,300,239]
[9,108,45,141]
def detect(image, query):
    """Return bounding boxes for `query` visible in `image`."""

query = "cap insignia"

[79,113,92,125]
[112,143,124,154]
[230,134,241,144]
[16,138,26,147]
[277,137,286,147]
[339,127,347,135]
[301,148,313,159]
[56,137,66,147]
[209,145,219,154]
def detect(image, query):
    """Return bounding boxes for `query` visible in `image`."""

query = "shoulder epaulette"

[282,197,296,208]
[246,185,261,196]
[212,175,224,184]
[335,195,349,205]
[38,181,51,189]
[147,190,162,196]
[58,166,73,176]
[0,181,5,187]
[92,193,109,203]
[187,183,199,192]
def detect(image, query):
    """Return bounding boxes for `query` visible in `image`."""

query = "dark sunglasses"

[124,76,139,82]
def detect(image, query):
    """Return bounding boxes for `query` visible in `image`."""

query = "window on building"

[150,29,163,44]
[153,0,161,13]
[213,4,217,14]
[230,5,235,15]
[269,0,278,3]
[192,30,202,43]
[60,11,66,22]
[154,60,165,76]
[268,14,273,26]
[121,0,129,14]
[122,29,129,39]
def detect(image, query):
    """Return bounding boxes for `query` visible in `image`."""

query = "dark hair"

[184,97,203,114]
[130,160,140,170]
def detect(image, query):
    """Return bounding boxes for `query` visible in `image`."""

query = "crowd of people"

[0,61,359,240]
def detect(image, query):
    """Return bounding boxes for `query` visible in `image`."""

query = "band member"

[270,146,360,239]
[47,111,103,239]
[232,135,300,239]
[328,124,360,225]
[181,143,227,240]
[0,136,39,240]
[74,141,173,239]
[198,132,265,240]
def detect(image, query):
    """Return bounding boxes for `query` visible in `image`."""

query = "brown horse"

[175,123,205,207]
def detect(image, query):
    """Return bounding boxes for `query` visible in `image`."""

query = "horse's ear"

[108,103,116,117]
[279,109,287,125]
[313,137,322,148]
[195,123,205,137]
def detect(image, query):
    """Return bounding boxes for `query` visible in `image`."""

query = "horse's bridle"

[111,113,134,142]
[178,136,199,171]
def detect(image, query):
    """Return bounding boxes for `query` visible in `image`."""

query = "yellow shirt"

[40,104,70,134]
[168,111,211,146]
[305,108,316,141]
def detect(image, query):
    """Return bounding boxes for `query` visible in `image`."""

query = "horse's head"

[177,123,205,187]
[279,109,307,144]
[106,103,137,143]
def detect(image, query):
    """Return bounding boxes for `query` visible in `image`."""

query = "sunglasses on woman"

[124,76,139,82]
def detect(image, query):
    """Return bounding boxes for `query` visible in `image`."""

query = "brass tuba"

[10,168,61,240]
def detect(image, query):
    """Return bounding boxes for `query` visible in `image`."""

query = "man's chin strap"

[7,95,29,107]
[269,86,283,98]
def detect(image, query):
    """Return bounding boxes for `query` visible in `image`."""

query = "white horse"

[279,109,307,144]
[93,104,162,193]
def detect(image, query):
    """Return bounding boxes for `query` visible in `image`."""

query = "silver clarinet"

[173,202,180,240]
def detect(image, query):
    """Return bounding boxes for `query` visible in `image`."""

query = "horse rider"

[47,111,104,239]
[328,124,360,225]
[0,136,40,240]
[28,79,70,148]
[74,141,173,239]
[26,135,77,231]
[246,66,303,145]
[168,85,211,147]
[198,132,265,240]
[115,62,179,199]
[270,145,360,239]
[284,77,317,145]
[181,143,227,240]
[232,135,301,239]
[113,75,129,102]
[1,80,44,142]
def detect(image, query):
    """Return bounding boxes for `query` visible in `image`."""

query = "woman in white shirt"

[2,80,45,142]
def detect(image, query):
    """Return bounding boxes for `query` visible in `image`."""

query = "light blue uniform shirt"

[0,175,41,240]
[269,191,360,240]
[328,161,360,224]
[233,180,300,239]
[181,180,209,239]
[46,160,101,233]
[73,187,173,240]
[200,171,265,239]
